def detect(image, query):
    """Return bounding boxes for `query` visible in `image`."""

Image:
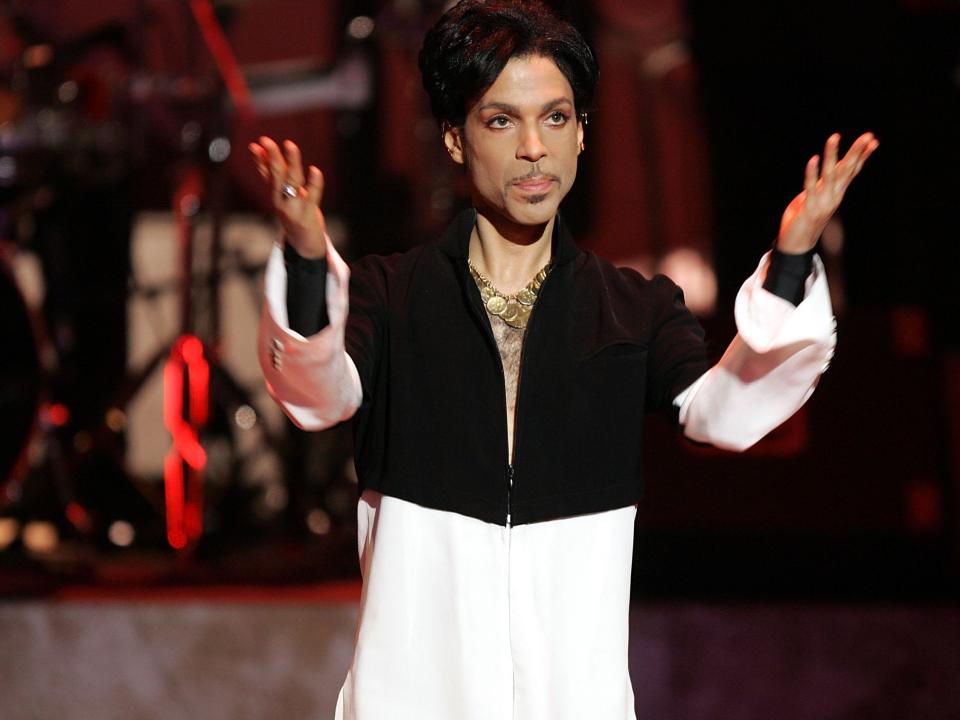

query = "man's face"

[445,54,584,229]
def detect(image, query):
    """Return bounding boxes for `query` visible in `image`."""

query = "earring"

[579,141,585,152]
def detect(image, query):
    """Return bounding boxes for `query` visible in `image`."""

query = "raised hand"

[777,132,879,254]
[248,136,327,259]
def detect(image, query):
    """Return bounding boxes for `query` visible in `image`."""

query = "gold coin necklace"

[468,259,551,329]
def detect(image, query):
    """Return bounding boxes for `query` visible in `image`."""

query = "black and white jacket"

[259,208,835,527]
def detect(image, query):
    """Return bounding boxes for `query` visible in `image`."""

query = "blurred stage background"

[0,0,958,718]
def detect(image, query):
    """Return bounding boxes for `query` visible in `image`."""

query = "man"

[249,2,877,718]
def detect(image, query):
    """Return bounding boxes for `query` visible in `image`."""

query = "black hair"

[418,0,598,127]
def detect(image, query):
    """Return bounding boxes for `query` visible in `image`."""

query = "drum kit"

[0,13,131,496]
[0,1,375,556]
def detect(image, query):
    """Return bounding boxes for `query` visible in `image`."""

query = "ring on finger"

[280,182,299,200]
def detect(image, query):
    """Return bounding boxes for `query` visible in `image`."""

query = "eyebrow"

[477,97,574,114]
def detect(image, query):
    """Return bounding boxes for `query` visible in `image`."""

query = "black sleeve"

[762,246,815,306]
[645,275,711,415]
[344,255,388,399]
[284,242,329,336]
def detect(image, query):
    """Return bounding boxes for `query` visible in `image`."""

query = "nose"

[516,125,547,162]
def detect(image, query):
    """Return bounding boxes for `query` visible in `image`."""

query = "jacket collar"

[438,207,580,267]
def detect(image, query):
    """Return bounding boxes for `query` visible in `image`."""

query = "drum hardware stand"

[103,0,379,552]
[0,1,276,557]
[3,1,376,553]
[95,0,280,553]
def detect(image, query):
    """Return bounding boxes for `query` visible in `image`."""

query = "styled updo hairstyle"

[418,0,598,128]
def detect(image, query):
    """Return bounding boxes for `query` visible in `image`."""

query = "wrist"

[285,234,327,261]
[284,240,328,272]
[764,243,815,305]
[774,236,816,255]
[286,230,327,260]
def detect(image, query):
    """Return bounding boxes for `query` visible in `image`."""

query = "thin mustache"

[511,169,560,184]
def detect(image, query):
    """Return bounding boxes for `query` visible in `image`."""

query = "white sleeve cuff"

[258,236,362,430]
[677,251,836,451]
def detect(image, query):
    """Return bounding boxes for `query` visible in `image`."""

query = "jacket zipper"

[460,253,557,528]
[508,265,555,528]
[506,464,514,526]
[460,258,514,525]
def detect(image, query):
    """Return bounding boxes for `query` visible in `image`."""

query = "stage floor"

[2,586,959,719]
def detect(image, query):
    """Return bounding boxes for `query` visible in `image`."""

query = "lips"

[513,176,556,193]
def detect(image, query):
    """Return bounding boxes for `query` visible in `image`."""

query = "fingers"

[248,142,270,181]
[804,154,819,197]
[850,132,879,173]
[822,133,840,183]
[257,136,287,196]
[305,165,324,207]
[858,137,879,175]
[838,131,879,188]
[283,140,305,187]
[249,136,324,207]
[805,131,880,198]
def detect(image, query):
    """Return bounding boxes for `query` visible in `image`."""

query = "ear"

[576,117,585,156]
[443,123,466,165]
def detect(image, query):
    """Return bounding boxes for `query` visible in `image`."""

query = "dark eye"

[487,115,511,128]
[546,111,569,125]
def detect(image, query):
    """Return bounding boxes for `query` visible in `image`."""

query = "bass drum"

[0,260,40,497]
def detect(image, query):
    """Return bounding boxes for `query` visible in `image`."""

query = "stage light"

[22,44,53,69]
[0,518,19,550]
[235,404,257,430]
[22,521,58,555]
[658,248,717,316]
[108,521,136,547]
[47,403,70,427]
[164,334,210,549]
[65,502,93,533]
[106,408,126,432]
[208,136,231,163]
[58,81,79,104]
[307,508,331,536]
[347,16,375,40]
